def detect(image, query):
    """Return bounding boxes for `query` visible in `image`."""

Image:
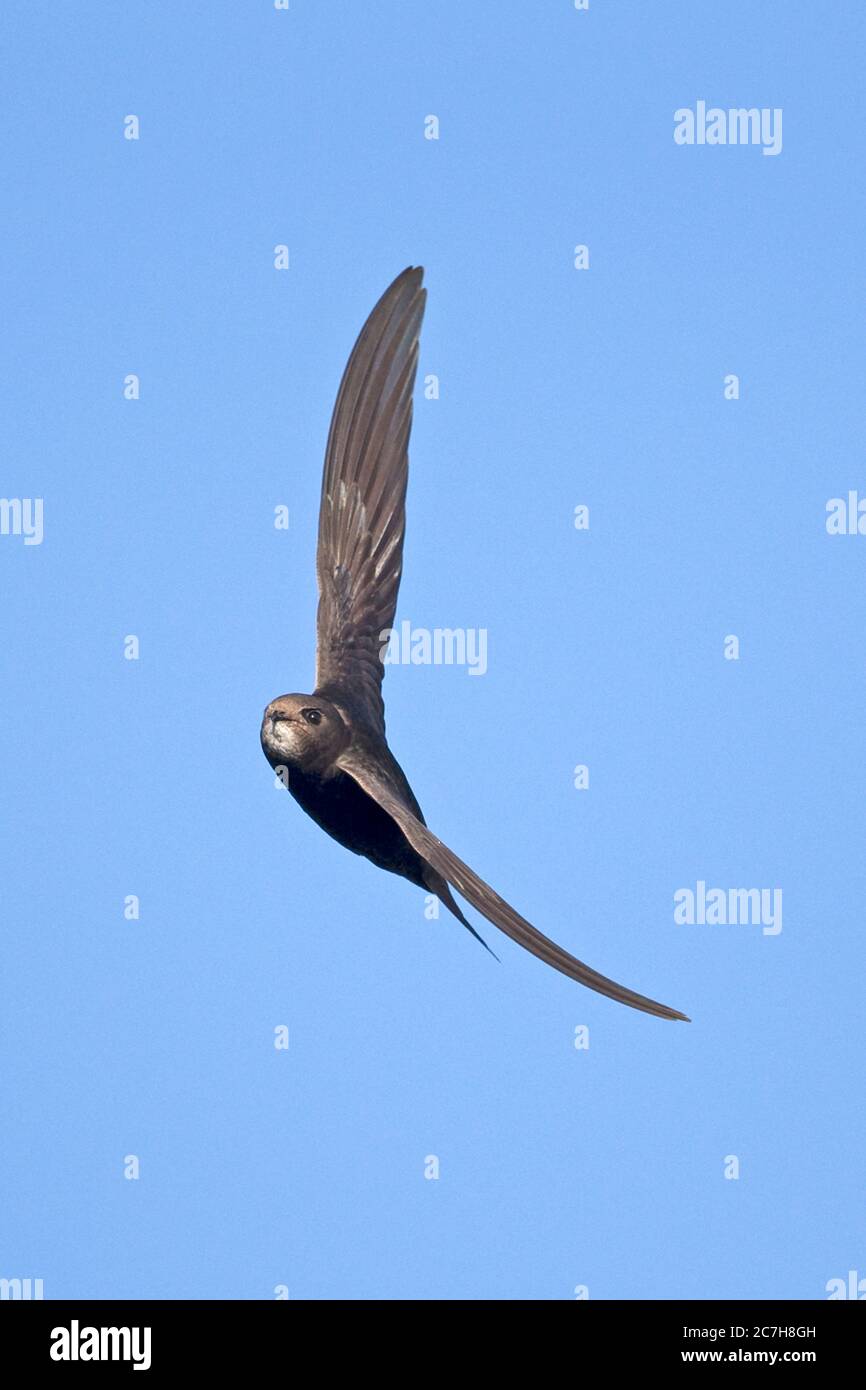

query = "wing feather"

[338,749,690,1022]
[315,267,426,731]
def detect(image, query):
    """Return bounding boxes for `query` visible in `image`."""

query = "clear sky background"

[2,1,864,1301]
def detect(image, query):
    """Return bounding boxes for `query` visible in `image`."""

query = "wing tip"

[642,998,690,1022]
[394,265,424,291]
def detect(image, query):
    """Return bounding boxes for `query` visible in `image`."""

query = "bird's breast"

[286,766,427,887]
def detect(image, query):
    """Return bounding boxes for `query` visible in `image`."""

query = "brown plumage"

[261,267,689,1022]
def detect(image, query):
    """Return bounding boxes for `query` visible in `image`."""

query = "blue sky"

[2,1,864,1300]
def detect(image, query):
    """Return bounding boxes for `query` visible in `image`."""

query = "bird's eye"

[301,708,322,725]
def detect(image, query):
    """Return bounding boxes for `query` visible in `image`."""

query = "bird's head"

[260,693,349,775]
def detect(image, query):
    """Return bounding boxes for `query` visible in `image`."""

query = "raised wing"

[315,267,426,732]
[338,748,690,1022]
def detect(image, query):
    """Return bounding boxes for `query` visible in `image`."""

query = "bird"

[260,266,689,1022]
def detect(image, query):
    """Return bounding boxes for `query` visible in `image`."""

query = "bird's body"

[261,267,689,1022]
[264,696,483,944]
[285,751,428,889]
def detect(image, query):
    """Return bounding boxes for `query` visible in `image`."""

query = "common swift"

[261,267,689,1021]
